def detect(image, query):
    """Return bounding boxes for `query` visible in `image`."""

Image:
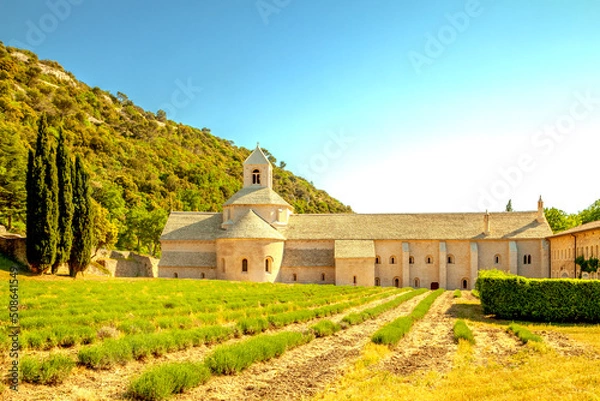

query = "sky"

[1,0,599,214]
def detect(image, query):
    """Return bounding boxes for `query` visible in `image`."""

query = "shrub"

[236,317,269,335]
[78,338,133,369]
[310,320,341,338]
[507,323,542,344]
[453,289,462,298]
[21,354,75,385]
[128,362,210,401]
[453,319,475,344]
[204,331,312,375]
[97,325,120,340]
[476,270,600,323]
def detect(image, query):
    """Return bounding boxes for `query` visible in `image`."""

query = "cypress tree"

[52,128,73,274]
[26,114,58,273]
[69,154,93,277]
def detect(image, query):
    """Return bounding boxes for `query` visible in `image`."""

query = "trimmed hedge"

[476,270,600,323]
[453,319,475,344]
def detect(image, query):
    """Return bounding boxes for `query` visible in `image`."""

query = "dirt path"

[470,324,521,366]
[379,291,456,376]
[9,291,407,401]
[175,291,431,401]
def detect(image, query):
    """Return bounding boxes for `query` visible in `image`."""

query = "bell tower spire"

[243,145,273,189]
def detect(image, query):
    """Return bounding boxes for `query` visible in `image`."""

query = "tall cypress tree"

[26,114,58,273]
[52,128,73,274]
[69,154,93,277]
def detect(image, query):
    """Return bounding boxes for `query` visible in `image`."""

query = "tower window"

[265,257,272,273]
[242,258,248,273]
[252,169,261,185]
[523,254,532,265]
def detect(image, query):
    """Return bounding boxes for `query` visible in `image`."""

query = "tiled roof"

[224,186,292,208]
[279,211,552,240]
[245,146,271,165]
[218,209,285,240]
[159,251,216,267]
[281,249,335,267]
[160,212,222,241]
[548,220,600,238]
[335,240,375,258]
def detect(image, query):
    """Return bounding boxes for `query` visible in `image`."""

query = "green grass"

[508,323,543,344]
[372,289,444,346]
[128,362,211,401]
[21,354,75,385]
[453,319,475,344]
[310,320,342,337]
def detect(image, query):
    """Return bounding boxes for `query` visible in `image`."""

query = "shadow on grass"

[0,253,37,276]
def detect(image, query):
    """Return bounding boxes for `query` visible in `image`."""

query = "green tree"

[0,126,27,231]
[505,199,513,212]
[544,207,581,233]
[91,198,118,256]
[52,128,73,274]
[69,155,93,277]
[579,200,600,225]
[26,114,59,273]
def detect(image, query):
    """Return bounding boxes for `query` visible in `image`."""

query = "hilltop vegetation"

[544,201,600,233]
[0,43,352,255]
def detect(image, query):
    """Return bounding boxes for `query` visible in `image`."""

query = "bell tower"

[243,144,273,189]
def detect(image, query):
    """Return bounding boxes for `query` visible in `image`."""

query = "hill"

[0,43,352,256]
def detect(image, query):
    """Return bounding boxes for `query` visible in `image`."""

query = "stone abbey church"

[159,146,554,290]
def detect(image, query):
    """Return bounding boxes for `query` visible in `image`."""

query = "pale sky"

[1,0,599,214]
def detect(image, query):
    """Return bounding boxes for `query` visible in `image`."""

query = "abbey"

[159,146,553,289]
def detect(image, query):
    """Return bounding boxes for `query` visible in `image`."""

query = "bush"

[310,320,341,338]
[21,354,75,385]
[236,317,269,335]
[78,338,133,369]
[507,323,542,344]
[476,270,600,323]
[453,289,462,298]
[128,362,210,401]
[204,331,312,375]
[453,319,475,344]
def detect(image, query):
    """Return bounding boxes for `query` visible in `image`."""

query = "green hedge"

[476,270,600,323]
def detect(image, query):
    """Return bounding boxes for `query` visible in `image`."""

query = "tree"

[26,114,59,273]
[579,200,600,225]
[544,207,581,233]
[91,198,118,256]
[156,109,167,122]
[69,154,93,277]
[505,199,513,212]
[52,128,73,274]
[0,127,27,231]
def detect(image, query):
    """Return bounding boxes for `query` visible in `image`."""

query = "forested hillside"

[0,43,352,255]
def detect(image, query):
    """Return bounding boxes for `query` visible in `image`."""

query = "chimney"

[537,196,545,223]
[483,210,491,236]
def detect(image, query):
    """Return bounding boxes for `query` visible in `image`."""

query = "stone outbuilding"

[159,146,553,289]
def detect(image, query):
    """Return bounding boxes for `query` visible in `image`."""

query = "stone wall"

[0,234,28,266]
[94,251,159,278]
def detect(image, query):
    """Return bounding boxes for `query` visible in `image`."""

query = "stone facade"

[159,146,554,289]
[548,221,600,279]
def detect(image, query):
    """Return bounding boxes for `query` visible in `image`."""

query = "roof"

[245,146,271,165]
[281,249,335,267]
[335,240,375,258]
[548,220,600,238]
[224,186,292,208]
[159,251,216,267]
[160,212,222,241]
[218,209,285,240]
[279,211,552,240]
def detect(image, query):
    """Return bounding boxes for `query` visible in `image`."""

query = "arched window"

[394,277,400,288]
[173,272,178,279]
[293,273,297,282]
[494,254,501,264]
[462,278,468,289]
[375,277,381,286]
[201,273,205,279]
[252,169,261,185]
[321,273,326,282]
[523,254,532,265]
[353,275,357,285]
[447,254,455,264]
[265,257,272,273]
[426,256,433,264]
[375,256,381,264]
[390,256,397,264]
[409,256,415,264]
[242,259,248,272]
[414,278,420,288]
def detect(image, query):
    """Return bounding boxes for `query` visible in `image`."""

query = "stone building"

[159,146,553,289]
[548,221,600,279]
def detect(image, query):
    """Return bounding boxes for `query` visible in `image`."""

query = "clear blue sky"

[1,0,599,213]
